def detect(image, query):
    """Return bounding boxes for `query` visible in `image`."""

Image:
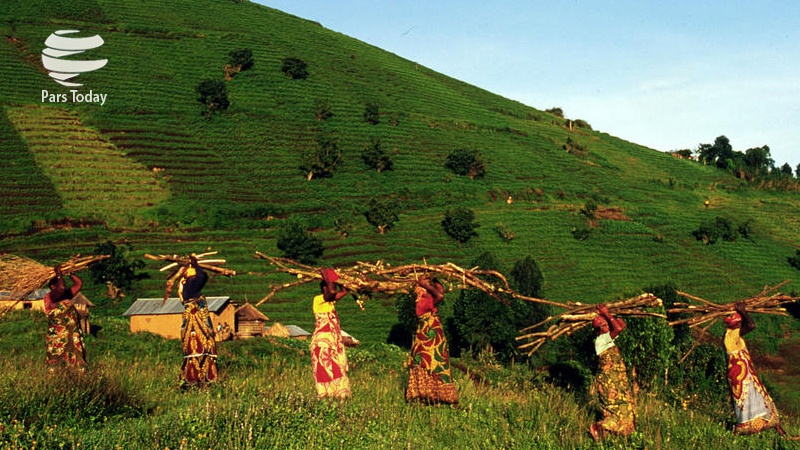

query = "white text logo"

[41,30,107,87]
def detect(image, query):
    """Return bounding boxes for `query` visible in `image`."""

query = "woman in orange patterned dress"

[43,265,86,372]
[176,256,217,388]
[724,302,786,436]
[310,268,351,399]
[406,277,458,405]
[589,303,635,441]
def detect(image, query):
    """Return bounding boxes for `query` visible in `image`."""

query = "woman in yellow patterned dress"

[406,277,458,405]
[310,268,351,399]
[176,256,217,388]
[724,302,786,436]
[43,265,86,372]
[589,303,635,441]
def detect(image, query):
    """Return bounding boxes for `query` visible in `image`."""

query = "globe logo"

[41,30,107,87]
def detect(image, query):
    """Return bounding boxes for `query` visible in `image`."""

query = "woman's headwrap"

[592,314,608,329]
[321,268,339,284]
[724,312,742,329]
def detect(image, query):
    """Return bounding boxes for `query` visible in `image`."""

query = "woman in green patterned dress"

[589,303,635,441]
[406,277,458,405]
[43,265,86,372]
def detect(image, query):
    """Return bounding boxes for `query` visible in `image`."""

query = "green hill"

[2,0,800,344]
[3,0,800,331]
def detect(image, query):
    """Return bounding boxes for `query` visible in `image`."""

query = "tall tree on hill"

[743,145,773,176]
[450,252,546,363]
[89,240,148,300]
[445,148,486,179]
[697,135,734,169]
[281,57,308,79]
[509,256,549,329]
[276,221,324,264]
[300,134,343,180]
[364,197,399,234]
[361,137,393,173]
[195,79,230,118]
[442,207,479,243]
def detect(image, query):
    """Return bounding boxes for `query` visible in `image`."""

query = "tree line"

[674,135,800,185]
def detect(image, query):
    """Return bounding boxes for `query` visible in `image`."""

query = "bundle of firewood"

[144,251,236,300]
[0,254,110,299]
[253,253,558,309]
[668,281,798,329]
[516,293,666,356]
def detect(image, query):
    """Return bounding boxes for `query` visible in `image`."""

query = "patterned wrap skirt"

[310,310,351,399]
[406,312,458,404]
[727,347,781,434]
[46,302,87,370]
[594,346,635,436]
[180,296,218,386]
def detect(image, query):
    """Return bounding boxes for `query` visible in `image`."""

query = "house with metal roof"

[0,288,48,313]
[122,297,235,340]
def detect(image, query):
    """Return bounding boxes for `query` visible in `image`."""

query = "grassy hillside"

[2,0,800,447]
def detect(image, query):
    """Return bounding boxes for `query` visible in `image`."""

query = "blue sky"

[256,1,799,170]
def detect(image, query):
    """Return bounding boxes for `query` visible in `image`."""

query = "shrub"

[692,216,738,244]
[364,197,399,234]
[89,240,148,300]
[571,224,591,241]
[361,137,393,173]
[444,148,486,179]
[395,292,417,333]
[563,137,587,156]
[363,103,380,125]
[509,256,550,343]
[615,308,675,390]
[228,48,254,71]
[276,221,324,264]
[737,218,754,239]
[788,249,800,271]
[442,207,478,243]
[494,222,516,243]
[451,253,518,362]
[300,133,342,180]
[314,98,333,121]
[195,79,230,117]
[281,57,308,79]
[573,119,592,130]
[545,107,564,118]
[333,215,352,237]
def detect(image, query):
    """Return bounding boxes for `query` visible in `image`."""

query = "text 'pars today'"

[42,90,107,106]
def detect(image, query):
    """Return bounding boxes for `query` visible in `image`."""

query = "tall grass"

[1,313,798,449]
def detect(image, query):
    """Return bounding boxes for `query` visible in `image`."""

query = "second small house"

[123,297,235,340]
[234,302,269,339]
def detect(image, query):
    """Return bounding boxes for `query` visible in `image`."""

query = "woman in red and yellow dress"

[43,265,86,371]
[724,302,786,436]
[310,268,351,399]
[406,277,458,405]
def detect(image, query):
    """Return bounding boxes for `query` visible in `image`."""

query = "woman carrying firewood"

[405,277,458,405]
[724,302,786,436]
[176,255,218,388]
[43,265,87,372]
[310,268,351,399]
[589,303,635,441]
